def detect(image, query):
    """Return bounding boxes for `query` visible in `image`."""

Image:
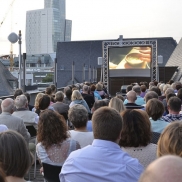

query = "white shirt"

[68,130,94,148]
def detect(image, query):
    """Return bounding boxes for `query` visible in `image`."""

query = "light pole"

[8,30,22,89]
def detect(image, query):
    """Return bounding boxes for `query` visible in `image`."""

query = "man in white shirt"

[60,107,143,182]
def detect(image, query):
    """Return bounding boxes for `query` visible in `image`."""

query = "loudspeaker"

[8,32,19,44]
[98,57,103,65]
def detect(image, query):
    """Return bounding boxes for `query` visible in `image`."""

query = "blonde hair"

[109,97,125,113]
[71,90,83,101]
[157,121,182,157]
[96,83,103,91]
[34,93,44,109]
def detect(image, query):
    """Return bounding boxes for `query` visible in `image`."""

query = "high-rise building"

[26,0,72,55]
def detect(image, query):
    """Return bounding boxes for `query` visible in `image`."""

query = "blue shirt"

[60,139,143,182]
[149,118,169,133]
[124,95,145,106]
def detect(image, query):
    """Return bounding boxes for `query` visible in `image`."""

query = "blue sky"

[0,0,182,55]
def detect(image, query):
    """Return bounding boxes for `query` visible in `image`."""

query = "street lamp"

[8,30,22,89]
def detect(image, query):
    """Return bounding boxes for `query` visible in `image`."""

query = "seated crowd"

[0,80,182,182]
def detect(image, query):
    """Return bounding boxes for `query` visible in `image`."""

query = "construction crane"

[0,0,16,70]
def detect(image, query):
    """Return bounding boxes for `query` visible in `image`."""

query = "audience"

[139,155,182,182]
[108,97,125,113]
[0,98,30,143]
[162,97,182,122]
[14,88,23,99]
[95,83,107,99]
[52,91,69,119]
[68,105,94,148]
[81,85,95,109]
[124,91,144,109]
[144,91,158,105]
[157,121,182,157]
[60,107,143,182]
[12,95,39,125]
[24,92,34,111]
[32,92,44,115]
[146,98,169,133]
[36,109,80,167]
[45,87,55,104]
[140,85,147,98]
[120,109,157,168]
[69,90,90,113]
[0,130,33,182]
[63,87,72,105]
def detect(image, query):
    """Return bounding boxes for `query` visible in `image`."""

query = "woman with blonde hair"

[157,121,182,157]
[109,97,125,113]
[69,90,90,113]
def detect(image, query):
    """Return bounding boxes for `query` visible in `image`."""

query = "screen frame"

[102,39,157,94]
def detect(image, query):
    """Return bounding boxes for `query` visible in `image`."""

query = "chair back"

[26,125,37,137]
[42,162,62,182]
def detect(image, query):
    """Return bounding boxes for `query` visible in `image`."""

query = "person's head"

[38,95,50,110]
[91,100,108,113]
[65,89,72,100]
[150,86,161,96]
[24,92,31,104]
[50,84,56,94]
[92,107,122,143]
[34,93,44,109]
[68,104,88,129]
[37,109,68,149]
[177,88,182,100]
[126,91,137,103]
[176,84,182,91]
[140,85,147,93]
[167,97,181,113]
[90,84,96,92]
[126,85,133,93]
[95,83,103,91]
[45,87,52,95]
[139,155,182,182]
[0,130,33,178]
[132,85,141,95]
[165,88,174,96]
[163,84,172,94]
[157,121,182,157]
[119,109,151,147]
[1,98,14,113]
[108,97,125,113]
[115,94,124,102]
[14,89,23,99]
[166,93,176,102]
[146,98,164,121]
[71,90,83,101]
[55,91,64,102]
[144,91,158,103]
[82,85,89,94]
[14,95,28,109]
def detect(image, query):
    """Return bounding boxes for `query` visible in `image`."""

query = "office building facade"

[26,0,72,55]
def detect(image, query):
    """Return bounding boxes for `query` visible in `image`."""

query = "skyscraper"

[26,0,72,54]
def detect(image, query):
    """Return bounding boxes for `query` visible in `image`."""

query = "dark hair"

[65,89,72,100]
[150,86,161,96]
[168,97,181,112]
[176,84,182,91]
[90,84,96,92]
[92,100,108,112]
[146,98,164,120]
[166,93,176,102]
[92,107,122,142]
[39,95,50,110]
[0,130,33,177]
[68,105,88,128]
[153,81,158,86]
[145,91,158,103]
[140,85,147,92]
[0,168,5,182]
[45,87,52,95]
[24,92,31,103]
[50,84,56,93]
[119,109,151,147]
[14,89,23,99]
[126,85,133,92]
[37,109,68,149]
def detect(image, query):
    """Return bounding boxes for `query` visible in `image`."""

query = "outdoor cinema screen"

[108,46,152,77]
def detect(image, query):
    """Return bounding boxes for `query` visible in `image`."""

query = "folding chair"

[42,163,62,182]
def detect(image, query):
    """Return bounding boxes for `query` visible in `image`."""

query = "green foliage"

[42,73,53,83]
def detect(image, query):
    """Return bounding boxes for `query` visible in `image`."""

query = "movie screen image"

[109,46,151,69]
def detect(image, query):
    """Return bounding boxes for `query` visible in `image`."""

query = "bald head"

[139,155,182,182]
[1,98,14,113]
[126,91,137,103]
